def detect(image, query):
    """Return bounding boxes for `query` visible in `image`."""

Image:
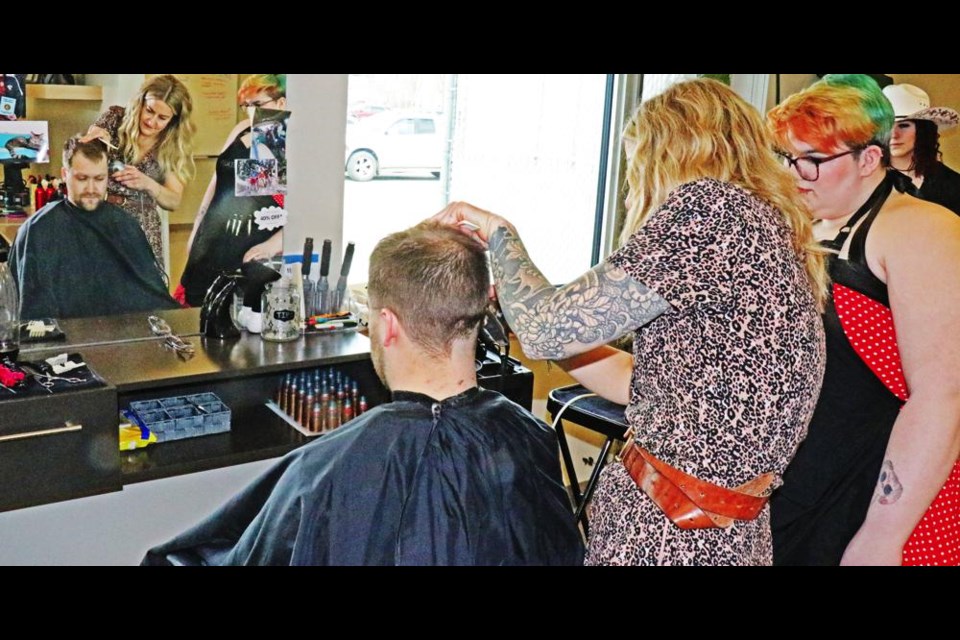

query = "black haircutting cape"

[143,387,585,566]
[10,199,179,319]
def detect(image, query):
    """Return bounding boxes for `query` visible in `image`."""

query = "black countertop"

[17,308,379,486]
[21,308,373,392]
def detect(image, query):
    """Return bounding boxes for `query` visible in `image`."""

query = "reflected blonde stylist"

[81,74,196,265]
[433,78,827,565]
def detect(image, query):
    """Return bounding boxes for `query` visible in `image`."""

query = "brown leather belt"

[106,193,127,206]
[620,441,774,529]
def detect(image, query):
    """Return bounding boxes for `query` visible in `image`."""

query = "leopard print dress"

[95,106,167,265]
[584,178,826,565]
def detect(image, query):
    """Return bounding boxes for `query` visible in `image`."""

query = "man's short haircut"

[62,135,108,168]
[368,221,489,357]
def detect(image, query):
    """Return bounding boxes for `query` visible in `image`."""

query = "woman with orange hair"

[177,74,287,307]
[434,78,827,565]
[768,74,960,565]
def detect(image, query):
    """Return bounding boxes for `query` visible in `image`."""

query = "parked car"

[344,111,445,181]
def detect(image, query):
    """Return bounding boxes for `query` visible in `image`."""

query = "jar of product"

[261,280,301,342]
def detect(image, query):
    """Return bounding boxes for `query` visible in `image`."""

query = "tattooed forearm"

[488,224,670,360]
[873,460,903,505]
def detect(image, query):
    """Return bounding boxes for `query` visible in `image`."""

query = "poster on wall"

[235,158,280,196]
[248,107,289,195]
[0,120,50,162]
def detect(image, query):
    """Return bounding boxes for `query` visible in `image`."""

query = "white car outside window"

[344,111,444,181]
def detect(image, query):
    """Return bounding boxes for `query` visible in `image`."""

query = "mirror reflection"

[0,73,287,325]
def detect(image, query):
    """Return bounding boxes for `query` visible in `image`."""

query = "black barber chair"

[547,384,629,537]
[474,307,533,411]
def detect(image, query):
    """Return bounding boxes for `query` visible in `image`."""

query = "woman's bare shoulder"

[873,191,960,265]
[881,191,960,234]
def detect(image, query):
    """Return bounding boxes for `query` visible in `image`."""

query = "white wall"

[284,74,349,265]
[0,459,276,565]
[86,74,143,111]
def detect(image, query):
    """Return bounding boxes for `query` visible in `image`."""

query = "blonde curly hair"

[620,78,828,310]
[118,74,196,185]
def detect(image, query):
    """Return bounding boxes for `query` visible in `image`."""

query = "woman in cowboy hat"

[882,83,960,215]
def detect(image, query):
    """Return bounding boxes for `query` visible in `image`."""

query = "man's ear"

[859,145,885,175]
[61,166,68,182]
[379,307,401,347]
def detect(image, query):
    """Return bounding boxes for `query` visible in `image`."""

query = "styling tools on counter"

[199,273,243,339]
[334,242,355,314]
[304,311,359,334]
[20,319,65,342]
[315,239,332,315]
[237,261,283,334]
[0,353,105,398]
[267,366,369,436]
[301,237,314,318]
[148,315,196,360]
[0,363,24,393]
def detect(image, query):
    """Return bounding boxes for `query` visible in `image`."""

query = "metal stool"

[547,384,628,536]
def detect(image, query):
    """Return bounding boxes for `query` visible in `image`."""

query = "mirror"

[0,74,287,324]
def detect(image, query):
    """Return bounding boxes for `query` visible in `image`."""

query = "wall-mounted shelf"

[26,85,103,101]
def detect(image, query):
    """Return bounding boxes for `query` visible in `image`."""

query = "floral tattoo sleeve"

[488,224,670,360]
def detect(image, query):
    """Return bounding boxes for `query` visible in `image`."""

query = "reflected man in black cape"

[143,222,584,565]
[10,136,178,319]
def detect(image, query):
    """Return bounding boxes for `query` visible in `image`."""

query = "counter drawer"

[0,386,121,512]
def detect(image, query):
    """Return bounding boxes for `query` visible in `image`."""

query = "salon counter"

[2,308,388,511]
[0,308,533,564]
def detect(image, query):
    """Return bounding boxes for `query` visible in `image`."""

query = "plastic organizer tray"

[128,392,231,442]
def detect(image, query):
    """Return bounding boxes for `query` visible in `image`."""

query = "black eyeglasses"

[776,149,858,181]
[240,99,277,108]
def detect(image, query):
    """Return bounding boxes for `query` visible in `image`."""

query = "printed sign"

[0,120,50,162]
[0,97,16,117]
[253,206,288,231]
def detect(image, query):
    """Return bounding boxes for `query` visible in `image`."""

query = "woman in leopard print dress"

[82,75,196,267]
[434,78,827,565]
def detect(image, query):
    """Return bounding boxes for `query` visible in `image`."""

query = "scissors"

[19,363,84,392]
[148,315,196,360]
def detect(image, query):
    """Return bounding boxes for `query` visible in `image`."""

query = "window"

[414,118,435,135]
[343,74,609,284]
[388,119,414,135]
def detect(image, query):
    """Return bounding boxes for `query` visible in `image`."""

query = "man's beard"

[74,195,104,212]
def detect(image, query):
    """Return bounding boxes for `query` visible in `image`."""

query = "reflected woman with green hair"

[177,74,288,307]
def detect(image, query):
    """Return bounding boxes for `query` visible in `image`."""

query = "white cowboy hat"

[882,83,959,131]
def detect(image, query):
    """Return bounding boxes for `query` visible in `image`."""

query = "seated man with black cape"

[143,222,584,566]
[10,136,178,320]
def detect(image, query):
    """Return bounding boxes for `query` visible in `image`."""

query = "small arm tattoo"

[488,224,670,360]
[874,460,903,505]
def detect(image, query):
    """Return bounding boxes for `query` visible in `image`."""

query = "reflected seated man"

[10,136,179,320]
[143,222,584,566]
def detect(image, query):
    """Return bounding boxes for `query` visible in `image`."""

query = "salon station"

[0,74,958,566]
